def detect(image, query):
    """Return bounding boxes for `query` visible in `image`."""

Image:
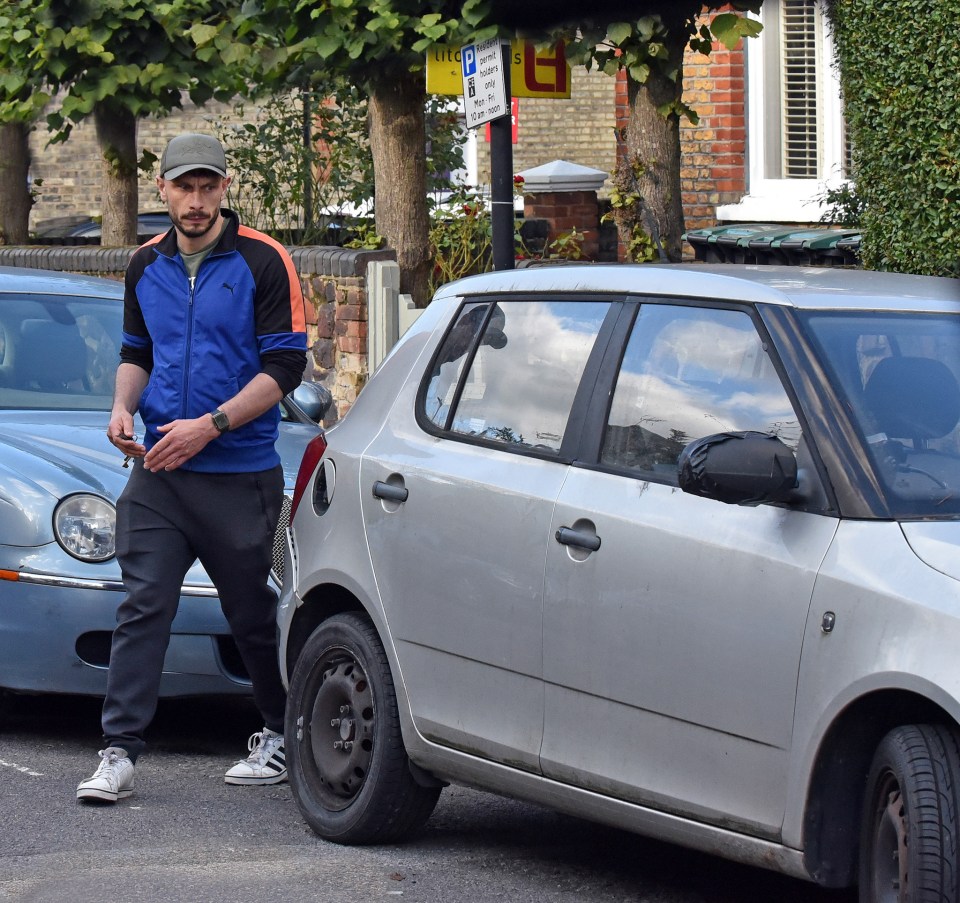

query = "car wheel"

[859,724,960,903]
[285,611,441,844]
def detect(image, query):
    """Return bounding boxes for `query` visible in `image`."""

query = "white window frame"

[717,0,848,223]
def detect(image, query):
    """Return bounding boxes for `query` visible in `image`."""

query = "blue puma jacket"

[120,209,307,473]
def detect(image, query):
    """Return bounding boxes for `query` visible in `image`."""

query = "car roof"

[435,264,960,313]
[0,266,124,299]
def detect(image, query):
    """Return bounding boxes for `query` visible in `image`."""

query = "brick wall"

[679,20,747,234]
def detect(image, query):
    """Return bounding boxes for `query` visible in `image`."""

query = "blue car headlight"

[53,494,117,562]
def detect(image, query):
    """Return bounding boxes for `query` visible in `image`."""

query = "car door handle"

[372,481,409,503]
[555,526,601,552]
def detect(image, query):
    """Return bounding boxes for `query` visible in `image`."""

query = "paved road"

[1,693,857,903]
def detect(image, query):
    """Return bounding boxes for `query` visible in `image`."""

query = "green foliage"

[196,0,502,89]
[215,85,373,245]
[343,223,386,250]
[0,0,51,122]
[428,180,590,294]
[213,85,466,248]
[817,182,864,229]
[825,0,960,276]
[36,0,250,142]
[429,187,493,295]
[560,2,763,126]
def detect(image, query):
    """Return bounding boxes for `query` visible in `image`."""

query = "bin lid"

[835,233,862,248]
[775,228,861,250]
[744,226,809,249]
[682,223,776,245]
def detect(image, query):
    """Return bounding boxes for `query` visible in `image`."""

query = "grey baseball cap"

[160,133,228,180]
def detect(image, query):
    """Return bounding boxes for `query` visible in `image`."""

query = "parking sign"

[460,38,508,129]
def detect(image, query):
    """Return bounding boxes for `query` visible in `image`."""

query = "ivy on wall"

[825,0,960,276]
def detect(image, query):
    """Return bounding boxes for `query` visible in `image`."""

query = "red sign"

[485,97,520,144]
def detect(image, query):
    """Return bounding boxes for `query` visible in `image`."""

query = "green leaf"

[607,22,632,45]
[710,12,762,51]
[189,23,220,46]
[626,61,650,84]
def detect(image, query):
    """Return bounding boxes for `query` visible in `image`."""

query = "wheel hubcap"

[308,658,375,807]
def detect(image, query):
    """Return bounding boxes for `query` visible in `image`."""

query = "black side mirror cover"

[678,431,798,506]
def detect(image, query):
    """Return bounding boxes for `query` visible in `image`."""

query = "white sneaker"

[224,728,287,785]
[77,747,135,803]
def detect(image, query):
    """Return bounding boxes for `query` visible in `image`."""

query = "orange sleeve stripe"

[238,224,307,332]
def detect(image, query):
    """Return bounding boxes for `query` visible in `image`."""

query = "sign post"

[461,38,514,271]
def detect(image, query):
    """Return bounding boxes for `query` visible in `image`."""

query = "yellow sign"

[426,41,571,99]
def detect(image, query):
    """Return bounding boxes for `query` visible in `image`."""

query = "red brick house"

[678,0,849,234]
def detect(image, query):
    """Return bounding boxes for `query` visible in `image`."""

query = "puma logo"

[222,282,236,295]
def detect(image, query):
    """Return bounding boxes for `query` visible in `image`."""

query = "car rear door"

[540,300,839,836]
[359,297,614,771]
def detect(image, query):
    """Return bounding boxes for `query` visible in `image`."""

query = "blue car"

[0,266,326,707]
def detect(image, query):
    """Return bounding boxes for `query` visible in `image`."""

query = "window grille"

[779,0,820,178]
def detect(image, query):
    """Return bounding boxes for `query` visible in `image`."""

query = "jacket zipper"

[181,270,197,421]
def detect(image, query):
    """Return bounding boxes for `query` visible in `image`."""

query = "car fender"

[783,519,960,850]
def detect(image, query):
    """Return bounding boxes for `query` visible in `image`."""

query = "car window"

[802,311,960,516]
[0,294,122,410]
[601,304,801,480]
[422,300,610,453]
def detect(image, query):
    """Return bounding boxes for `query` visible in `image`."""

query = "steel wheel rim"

[306,649,376,811]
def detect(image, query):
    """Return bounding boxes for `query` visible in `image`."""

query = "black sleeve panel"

[236,225,308,338]
[120,246,154,373]
[262,349,307,396]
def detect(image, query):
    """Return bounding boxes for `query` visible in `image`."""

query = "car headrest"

[864,355,960,441]
[16,319,87,389]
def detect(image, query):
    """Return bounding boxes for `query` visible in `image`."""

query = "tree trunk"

[616,35,687,262]
[367,71,432,307]
[0,122,32,245]
[95,102,139,247]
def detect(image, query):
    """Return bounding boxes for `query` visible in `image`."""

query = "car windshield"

[802,310,960,518]
[0,293,122,411]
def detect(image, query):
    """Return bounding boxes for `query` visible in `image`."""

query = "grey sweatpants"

[101,460,286,760]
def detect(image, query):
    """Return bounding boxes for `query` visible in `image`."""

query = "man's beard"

[174,209,219,238]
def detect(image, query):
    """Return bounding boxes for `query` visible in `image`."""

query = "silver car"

[0,265,327,708]
[278,264,960,903]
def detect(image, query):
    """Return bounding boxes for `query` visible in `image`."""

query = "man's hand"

[107,410,146,464]
[144,416,219,472]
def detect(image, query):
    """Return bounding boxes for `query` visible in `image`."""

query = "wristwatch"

[210,408,231,434]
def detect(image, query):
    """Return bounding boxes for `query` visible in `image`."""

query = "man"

[77,133,308,803]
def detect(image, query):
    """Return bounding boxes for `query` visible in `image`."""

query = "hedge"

[825,0,960,276]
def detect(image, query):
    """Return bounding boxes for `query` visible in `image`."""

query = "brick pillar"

[516,160,608,261]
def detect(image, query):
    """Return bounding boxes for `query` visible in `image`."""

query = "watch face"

[212,409,230,432]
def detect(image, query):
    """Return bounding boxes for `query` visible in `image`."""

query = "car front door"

[540,301,839,836]
[360,298,612,771]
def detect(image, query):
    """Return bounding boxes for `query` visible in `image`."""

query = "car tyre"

[859,724,960,903]
[285,611,441,844]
